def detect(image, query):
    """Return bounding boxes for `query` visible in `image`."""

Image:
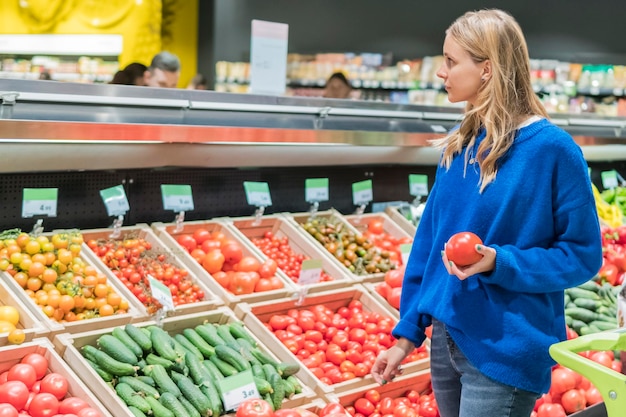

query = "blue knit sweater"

[393,118,603,394]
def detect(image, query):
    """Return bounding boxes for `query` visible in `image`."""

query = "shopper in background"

[143,51,181,88]
[110,62,147,86]
[187,73,209,90]
[371,9,602,417]
[322,71,352,99]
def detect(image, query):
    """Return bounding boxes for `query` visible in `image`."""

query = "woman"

[371,9,602,417]
[322,71,352,99]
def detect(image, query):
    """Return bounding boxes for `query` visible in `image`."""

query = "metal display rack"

[1,79,626,231]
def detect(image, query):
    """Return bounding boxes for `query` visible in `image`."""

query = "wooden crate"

[79,224,222,319]
[55,308,315,417]
[1,234,145,337]
[0,277,49,346]
[151,219,297,308]
[345,212,413,242]
[226,214,354,294]
[0,338,113,417]
[384,205,418,236]
[361,281,399,320]
[235,286,430,397]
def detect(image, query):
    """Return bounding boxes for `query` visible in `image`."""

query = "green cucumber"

[209,354,238,377]
[174,333,205,361]
[215,344,251,372]
[589,320,617,331]
[249,347,279,367]
[565,307,600,323]
[82,345,137,376]
[576,280,600,293]
[195,324,226,347]
[572,298,599,311]
[112,327,144,359]
[276,362,300,377]
[118,376,160,399]
[149,326,180,362]
[136,375,156,386]
[566,287,600,300]
[178,395,202,417]
[128,406,149,417]
[146,353,175,370]
[199,380,223,417]
[97,334,139,365]
[251,364,266,380]
[235,338,262,367]
[185,352,213,386]
[183,328,216,358]
[115,382,152,414]
[85,358,113,382]
[159,392,193,417]
[281,377,295,398]
[202,359,225,380]
[286,375,302,394]
[147,364,181,397]
[145,396,175,417]
[125,323,152,353]
[216,324,240,349]
[175,373,213,417]
[254,376,273,395]
[228,322,257,347]
[268,373,284,410]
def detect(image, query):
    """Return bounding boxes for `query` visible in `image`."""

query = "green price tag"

[147,274,175,312]
[217,370,259,411]
[400,243,413,266]
[352,180,373,205]
[409,174,429,197]
[99,185,130,217]
[244,182,272,207]
[305,178,329,203]
[299,259,323,285]
[22,188,58,218]
[601,170,619,189]
[161,184,194,211]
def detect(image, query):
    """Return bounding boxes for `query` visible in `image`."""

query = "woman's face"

[436,35,487,106]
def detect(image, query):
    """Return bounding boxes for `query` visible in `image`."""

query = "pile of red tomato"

[374,267,404,310]
[175,227,284,295]
[357,219,413,267]
[263,299,428,385]
[86,236,205,314]
[533,348,620,416]
[0,352,101,417]
[249,231,332,283]
[597,225,626,286]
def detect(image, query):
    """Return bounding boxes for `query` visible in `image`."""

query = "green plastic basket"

[549,328,626,417]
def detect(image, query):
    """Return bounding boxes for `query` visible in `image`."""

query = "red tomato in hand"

[235,398,274,417]
[444,232,483,266]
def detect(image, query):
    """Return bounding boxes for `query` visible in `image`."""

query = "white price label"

[352,180,373,205]
[147,275,175,312]
[601,170,619,189]
[400,243,413,266]
[305,178,329,202]
[217,370,260,411]
[22,188,58,218]
[298,259,323,285]
[244,182,272,207]
[409,174,429,197]
[161,184,194,212]
[100,185,130,217]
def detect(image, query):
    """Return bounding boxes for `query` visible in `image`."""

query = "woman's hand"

[442,244,496,280]
[371,338,414,384]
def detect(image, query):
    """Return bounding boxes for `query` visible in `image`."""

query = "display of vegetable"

[564,280,619,336]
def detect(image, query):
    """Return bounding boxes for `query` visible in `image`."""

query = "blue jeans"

[430,319,539,417]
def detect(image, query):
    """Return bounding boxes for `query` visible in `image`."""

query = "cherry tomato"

[444,232,483,266]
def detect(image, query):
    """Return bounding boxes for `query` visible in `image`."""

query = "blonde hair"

[432,9,548,192]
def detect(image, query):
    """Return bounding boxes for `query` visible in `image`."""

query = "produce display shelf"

[0,276,49,346]
[54,308,316,417]
[361,281,399,320]
[1,233,146,337]
[285,209,388,283]
[79,224,223,319]
[234,285,430,397]
[151,219,298,308]
[0,338,113,417]
[225,214,355,294]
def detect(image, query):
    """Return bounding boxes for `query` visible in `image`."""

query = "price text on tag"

[217,370,260,411]
[409,174,429,197]
[601,170,619,189]
[244,181,272,207]
[305,178,329,202]
[22,188,58,218]
[100,185,130,217]
[147,275,175,312]
[299,259,323,285]
[400,243,413,266]
[161,184,194,212]
[352,179,373,205]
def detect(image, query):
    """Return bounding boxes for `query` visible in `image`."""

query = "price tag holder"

[352,180,373,206]
[100,185,130,217]
[601,170,619,189]
[161,184,194,212]
[217,370,259,412]
[22,188,58,218]
[400,243,412,266]
[299,259,323,285]
[244,182,272,207]
[305,178,329,203]
[147,274,175,312]
[409,174,429,197]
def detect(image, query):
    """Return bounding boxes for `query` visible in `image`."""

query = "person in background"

[143,51,180,88]
[187,73,209,90]
[371,9,602,417]
[39,70,51,80]
[322,71,352,99]
[110,63,147,86]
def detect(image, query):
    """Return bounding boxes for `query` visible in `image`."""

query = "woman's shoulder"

[519,119,579,151]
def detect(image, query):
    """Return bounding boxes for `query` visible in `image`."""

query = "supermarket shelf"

[1,78,626,173]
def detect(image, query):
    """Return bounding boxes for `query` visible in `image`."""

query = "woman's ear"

[481,60,492,82]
